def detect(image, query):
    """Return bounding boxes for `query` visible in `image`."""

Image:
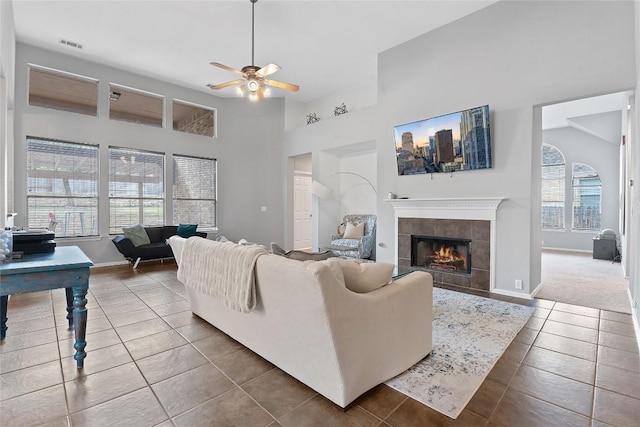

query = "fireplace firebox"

[411,235,471,274]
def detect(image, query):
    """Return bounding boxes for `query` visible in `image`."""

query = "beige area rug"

[385,288,534,419]
[538,249,631,314]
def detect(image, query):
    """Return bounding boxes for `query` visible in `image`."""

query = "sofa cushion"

[332,259,393,293]
[271,242,332,261]
[286,250,333,261]
[144,226,164,243]
[318,258,346,285]
[134,242,173,260]
[343,222,364,239]
[123,224,151,247]
[330,238,360,249]
[161,226,179,241]
[178,224,198,238]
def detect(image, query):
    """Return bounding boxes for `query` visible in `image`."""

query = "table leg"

[1,295,7,339]
[65,288,74,329]
[72,287,88,369]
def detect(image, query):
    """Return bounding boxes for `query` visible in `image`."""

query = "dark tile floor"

[1,261,639,426]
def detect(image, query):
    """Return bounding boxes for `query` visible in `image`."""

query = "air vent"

[58,38,83,49]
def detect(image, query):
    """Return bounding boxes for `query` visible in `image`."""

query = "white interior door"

[293,173,312,249]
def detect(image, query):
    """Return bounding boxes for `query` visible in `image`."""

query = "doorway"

[292,154,312,250]
[537,91,633,312]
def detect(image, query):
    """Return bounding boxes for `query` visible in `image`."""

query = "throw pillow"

[343,222,364,239]
[122,224,151,247]
[270,242,287,256]
[319,258,346,285]
[336,259,394,293]
[270,242,332,261]
[286,250,333,261]
[177,224,198,238]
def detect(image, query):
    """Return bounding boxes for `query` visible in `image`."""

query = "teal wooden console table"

[0,246,93,368]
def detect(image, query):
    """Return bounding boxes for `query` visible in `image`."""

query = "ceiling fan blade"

[207,79,245,90]
[256,63,280,77]
[263,78,300,92]
[210,62,244,76]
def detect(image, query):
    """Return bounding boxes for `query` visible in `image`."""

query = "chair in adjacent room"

[329,214,376,259]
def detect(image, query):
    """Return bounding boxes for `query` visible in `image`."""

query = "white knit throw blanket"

[177,238,268,313]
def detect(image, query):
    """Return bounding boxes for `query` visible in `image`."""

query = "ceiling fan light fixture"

[247,78,260,92]
[208,0,299,98]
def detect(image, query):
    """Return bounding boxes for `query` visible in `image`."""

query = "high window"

[26,137,99,236]
[572,163,601,231]
[109,84,164,127]
[173,100,216,137]
[28,65,98,116]
[109,147,165,234]
[173,155,217,227]
[541,143,566,229]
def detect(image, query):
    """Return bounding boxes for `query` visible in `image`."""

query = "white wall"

[283,105,379,249]
[284,77,377,131]
[338,151,377,218]
[0,0,15,228]
[14,43,286,264]
[630,0,640,330]
[375,0,636,296]
[541,127,620,251]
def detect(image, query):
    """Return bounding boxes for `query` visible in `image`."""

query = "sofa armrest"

[112,235,136,258]
[325,270,433,402]
[330,233,344,241]
[167,235,188,266]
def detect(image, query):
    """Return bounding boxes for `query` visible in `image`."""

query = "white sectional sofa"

[169,236,433,408]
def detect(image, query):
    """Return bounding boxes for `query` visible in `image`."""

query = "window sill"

[56,236,102,242]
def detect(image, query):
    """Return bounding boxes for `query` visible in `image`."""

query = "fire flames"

[426,244,466,272]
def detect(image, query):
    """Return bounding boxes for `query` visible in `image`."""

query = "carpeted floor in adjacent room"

[538,249,631,314]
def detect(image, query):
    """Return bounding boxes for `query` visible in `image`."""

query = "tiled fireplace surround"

[397,218,491,293]
[388,197,505,295]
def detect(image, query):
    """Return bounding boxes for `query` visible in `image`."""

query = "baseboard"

[491,287,533,300]
[530,282,543,298]
[542,247,592,254]
[628,289,640,352]
[90,260,130,268]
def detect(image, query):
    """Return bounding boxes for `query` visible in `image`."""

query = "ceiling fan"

[207,0,299,100]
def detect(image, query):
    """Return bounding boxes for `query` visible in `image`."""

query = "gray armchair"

[329,214,376,259]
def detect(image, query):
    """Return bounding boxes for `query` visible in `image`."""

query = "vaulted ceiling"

[11,0,498,103]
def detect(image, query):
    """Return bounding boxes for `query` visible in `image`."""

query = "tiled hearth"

[398,218,491,294]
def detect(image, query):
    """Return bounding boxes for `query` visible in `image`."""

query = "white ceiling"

[542,92,629,144]
[11,0,498,103]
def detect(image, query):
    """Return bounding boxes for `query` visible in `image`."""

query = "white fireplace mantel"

[387,197,506,291]
[385,197,506,221]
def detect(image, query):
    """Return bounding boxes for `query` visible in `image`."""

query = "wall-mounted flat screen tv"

[394,105,492,175]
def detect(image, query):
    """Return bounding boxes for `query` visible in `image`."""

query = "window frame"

[108,146,166,234]
[172,99,217,138]
[172,154,217,228]
[571,162,602,231]
[26,136,99,237]
[541,143,566,230]
[108,83,165,128]
[28,64,99,117]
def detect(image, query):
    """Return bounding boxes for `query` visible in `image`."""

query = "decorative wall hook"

[334,103,348,116]
[306,113,320,125]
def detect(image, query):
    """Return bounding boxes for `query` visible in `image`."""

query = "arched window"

[541,144,565,229]
[572,163,601,231]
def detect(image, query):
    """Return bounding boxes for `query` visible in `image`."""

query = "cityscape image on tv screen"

[394,105,492,175]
